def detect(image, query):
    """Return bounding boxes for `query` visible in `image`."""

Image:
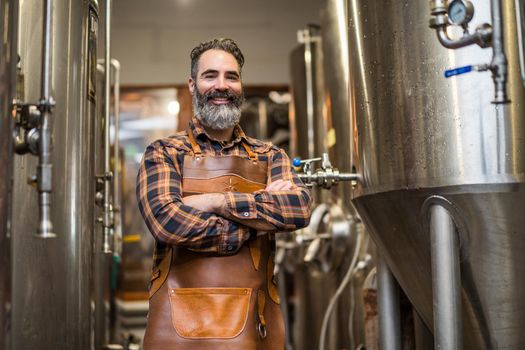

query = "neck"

[202,125,235,141]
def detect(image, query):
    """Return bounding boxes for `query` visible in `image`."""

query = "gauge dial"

[448,0,474,25]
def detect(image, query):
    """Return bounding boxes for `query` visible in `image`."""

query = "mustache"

[204,89,239,102]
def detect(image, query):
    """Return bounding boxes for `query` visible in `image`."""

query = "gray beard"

[193,90,243,130]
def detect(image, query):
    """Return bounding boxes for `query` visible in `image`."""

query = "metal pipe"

[430,205,463,349]
[41,0,52,99]
[337,173,361,182]
[428,0,492,50]
[102,0,112,253]
[339,0,354,174]
[36,0,55,238]
[110,58,121,256]
[297,171,360,185]
[514,0,525,88]
[490,0,509,103]
[377,257,401,350]
[303,29,315,159]
[436,25,492,49]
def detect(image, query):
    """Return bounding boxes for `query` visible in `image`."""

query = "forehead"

[197,49,240,75]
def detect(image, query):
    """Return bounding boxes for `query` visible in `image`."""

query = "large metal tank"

[288,26,342,350]
[320,0,376,348]
[0,1,17,349]
[287,17,368,349]
[11,0,102,349]
[348,0,525,348]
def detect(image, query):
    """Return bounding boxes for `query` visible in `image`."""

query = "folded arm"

[185,148,312,232]
[182,179,295,232]
[136,141,254,254]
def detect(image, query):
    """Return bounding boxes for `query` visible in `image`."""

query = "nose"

[215,76,229,91]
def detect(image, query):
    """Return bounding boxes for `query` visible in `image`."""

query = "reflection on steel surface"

[0,0,17,348]
[11,0,105,349]
[349,0,525,347]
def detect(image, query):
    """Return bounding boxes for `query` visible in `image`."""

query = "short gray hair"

[190,38,245,80]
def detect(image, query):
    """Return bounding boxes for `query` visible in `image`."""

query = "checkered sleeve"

[224,148,312,231]
[136,140,253,255]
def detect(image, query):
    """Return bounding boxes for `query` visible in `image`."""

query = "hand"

[266,179,294,192]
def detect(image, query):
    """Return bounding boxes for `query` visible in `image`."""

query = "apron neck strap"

[187,129,202,156]
[187,128,258,162]
[241,141,258,162]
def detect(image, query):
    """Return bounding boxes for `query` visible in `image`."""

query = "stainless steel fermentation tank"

[8,0,120,349]
[286,1,371,349]
[347,0,525,348]
[289,27,343,350]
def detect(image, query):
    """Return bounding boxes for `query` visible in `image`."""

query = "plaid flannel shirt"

[136,117,312,269]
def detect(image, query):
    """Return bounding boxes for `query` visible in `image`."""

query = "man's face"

[189,49,244,130]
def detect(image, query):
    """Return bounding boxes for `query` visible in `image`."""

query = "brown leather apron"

[143,132,284,350]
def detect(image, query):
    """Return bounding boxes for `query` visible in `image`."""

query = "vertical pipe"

[377,257,402,350]
[515,0,525,88]
[110,59,121,256]
[102,0,112,253]
[430,205,463,349]
[337,0,352,173]
[41,0,52,99]
[490,0,509,103]
[303,29,315,159]
[36,0,55,238]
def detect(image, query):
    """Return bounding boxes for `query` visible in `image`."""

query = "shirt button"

[227,245,233,251]
[242,212,250,217]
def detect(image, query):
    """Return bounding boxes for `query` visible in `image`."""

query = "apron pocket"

[169,287,252,339]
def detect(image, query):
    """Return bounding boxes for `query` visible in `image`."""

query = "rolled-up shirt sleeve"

[136,140,253,254]
[224,148,312,231]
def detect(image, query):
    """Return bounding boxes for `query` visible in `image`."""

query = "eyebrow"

[200,69,240,78]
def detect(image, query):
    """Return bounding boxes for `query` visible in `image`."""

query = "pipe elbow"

[436,25,492,49]
[436,28,457,48]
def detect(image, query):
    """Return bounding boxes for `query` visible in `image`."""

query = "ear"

[188,78,195,94]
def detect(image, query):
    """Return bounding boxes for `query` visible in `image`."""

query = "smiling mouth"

[209,97,231,105]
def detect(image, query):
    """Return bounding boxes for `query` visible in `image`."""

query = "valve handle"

[444,65,473,78]
[293,158,302,167]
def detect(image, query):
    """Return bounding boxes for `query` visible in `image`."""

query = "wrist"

[212,193,228,215]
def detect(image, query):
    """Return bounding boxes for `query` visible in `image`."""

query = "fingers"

[265,179,294,192]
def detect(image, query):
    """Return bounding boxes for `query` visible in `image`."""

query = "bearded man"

[136,38,312,349]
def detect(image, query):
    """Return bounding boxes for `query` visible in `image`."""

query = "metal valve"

[293,153,359,190]
[429,0,510,104]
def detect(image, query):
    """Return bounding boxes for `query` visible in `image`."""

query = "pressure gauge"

[447,0,474,25]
